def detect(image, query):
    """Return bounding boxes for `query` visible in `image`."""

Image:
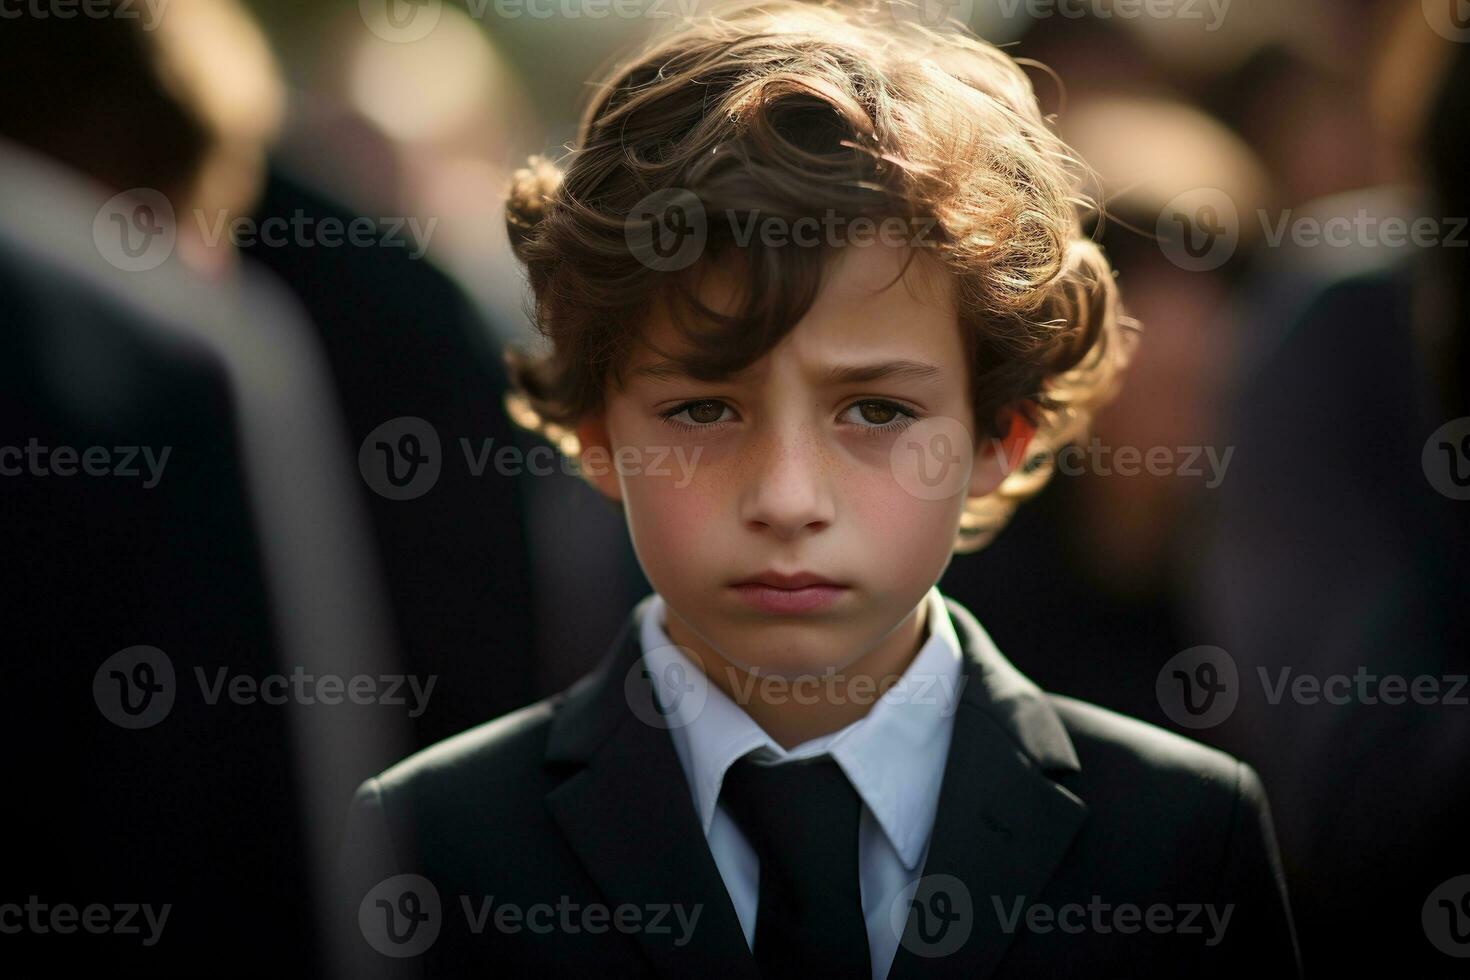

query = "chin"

[713,626,871,680]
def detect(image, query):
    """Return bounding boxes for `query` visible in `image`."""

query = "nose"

[738,422,836,540]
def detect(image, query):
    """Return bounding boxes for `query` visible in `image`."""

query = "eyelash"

[657,398,920,437]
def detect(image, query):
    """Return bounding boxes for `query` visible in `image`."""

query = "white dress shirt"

[640,587,965,980]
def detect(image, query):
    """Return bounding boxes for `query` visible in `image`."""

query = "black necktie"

[719,753,872,980]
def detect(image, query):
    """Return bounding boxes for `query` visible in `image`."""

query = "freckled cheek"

[843,466,960,577]
[622,469,723,580]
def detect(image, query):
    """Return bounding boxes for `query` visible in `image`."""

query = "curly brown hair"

[502,0,1138,552]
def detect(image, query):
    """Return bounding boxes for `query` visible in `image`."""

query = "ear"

[968,405,1037,500]
[574,413,623,504]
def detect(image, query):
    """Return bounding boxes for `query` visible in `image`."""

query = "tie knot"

[719,754,863,860]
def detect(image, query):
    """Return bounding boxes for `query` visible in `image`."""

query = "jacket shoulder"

[1043,696,1299,972]
[1046,694,1263,810]
[367,693,563,803]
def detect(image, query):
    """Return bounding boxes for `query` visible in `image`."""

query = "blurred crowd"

[3,0,1467,975]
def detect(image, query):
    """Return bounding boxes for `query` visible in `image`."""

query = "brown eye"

[661,399,734,429]
[857,401,897,425]
[688,400,725,424]
[841,399,917,432]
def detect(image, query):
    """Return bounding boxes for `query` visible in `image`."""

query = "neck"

[662,600,930,750]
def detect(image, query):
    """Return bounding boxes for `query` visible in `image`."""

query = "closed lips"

[731,572,846,589]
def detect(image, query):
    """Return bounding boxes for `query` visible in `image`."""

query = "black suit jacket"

[242,166,541,747]
[339,595,1301,978]
[1,143,405,977]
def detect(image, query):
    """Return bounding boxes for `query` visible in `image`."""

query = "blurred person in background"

[943,88,1273,729]
[1192,3,1470,971]
[0,0,283,278]
[1,0,558,749]
[0,3,407,975]
[945,1,1470,970]
[253,1,650,700]
[0,0,572,971]
[231,7,552,745]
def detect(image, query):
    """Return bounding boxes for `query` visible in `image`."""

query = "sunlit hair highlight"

[503,0,1139,552]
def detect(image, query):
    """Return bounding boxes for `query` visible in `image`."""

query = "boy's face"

[577,241,1022,677]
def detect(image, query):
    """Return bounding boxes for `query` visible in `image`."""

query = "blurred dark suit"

[1,142,407,977]
[1197,258,1470,976]
[240,167,540,745]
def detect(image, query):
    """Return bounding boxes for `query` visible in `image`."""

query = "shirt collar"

[639,587,965,870]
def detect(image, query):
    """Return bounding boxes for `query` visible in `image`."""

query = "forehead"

[628,241,961,382]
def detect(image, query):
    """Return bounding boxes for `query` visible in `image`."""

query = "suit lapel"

[544,598,759,980]
[886,598,1089,980]
[544,594,1086,980]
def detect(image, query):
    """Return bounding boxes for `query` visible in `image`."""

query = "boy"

[339,2,1300,976]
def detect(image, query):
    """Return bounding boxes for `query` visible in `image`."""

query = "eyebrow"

[629,360,695,381]
[629,358,945,386]
[821,359,945,386]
